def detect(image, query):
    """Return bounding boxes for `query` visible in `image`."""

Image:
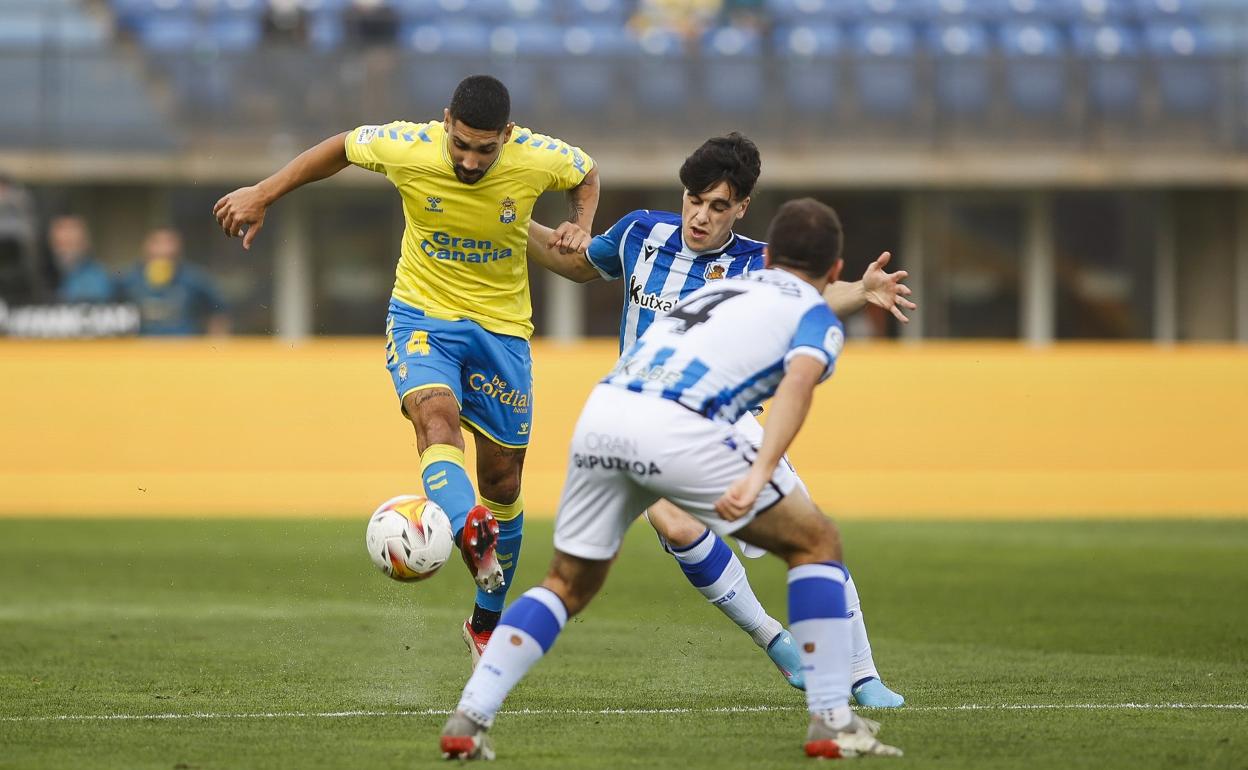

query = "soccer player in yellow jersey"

[212,76,600,662]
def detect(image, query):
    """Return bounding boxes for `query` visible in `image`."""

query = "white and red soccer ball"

[365,495,454,582]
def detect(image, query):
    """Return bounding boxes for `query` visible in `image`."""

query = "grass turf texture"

[1,519,1245,770]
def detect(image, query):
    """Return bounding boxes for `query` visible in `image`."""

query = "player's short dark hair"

[448,75,511,133]
[765,198,844,279]
[679,132,761,201]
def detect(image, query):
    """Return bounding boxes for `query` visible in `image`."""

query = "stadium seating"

[850,20,918,117]
[999,21,1067,115]
[1073,23,1143,116]
[0,0,1241,149]
[774,24,842,114]
[928,21,992,115]
[701,26,765,113]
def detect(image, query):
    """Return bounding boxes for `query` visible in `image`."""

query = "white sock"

[671,530,783,648]
[457,587,567,727]
[845,573,881,684]
[787,563,852,713]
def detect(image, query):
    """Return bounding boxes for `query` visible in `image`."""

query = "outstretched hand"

[213,186,269,250]
[862,252,917,324]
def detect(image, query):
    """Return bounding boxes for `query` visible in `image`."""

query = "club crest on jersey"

[425,196,443,213]
[499,197,517,224]
[398,363,408,382]
[704,264,726,281]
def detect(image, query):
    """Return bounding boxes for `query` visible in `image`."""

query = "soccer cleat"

[766,630,806,691]
[440,710,495,761]
[852,677,905,708]
[462,618,492,670]
[460,504,504,592]
[804,711,902,759]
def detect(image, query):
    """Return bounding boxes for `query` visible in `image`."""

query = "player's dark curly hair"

[765,198,844,279]
[449,75,511,132]
[678,132,761,202]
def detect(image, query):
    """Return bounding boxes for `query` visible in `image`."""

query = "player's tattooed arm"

[549,166,601,255]
[528,220,600,283]
[822,251,917,324]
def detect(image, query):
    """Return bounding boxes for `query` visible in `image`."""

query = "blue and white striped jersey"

[585,210,765,352]
[602,268,845,424]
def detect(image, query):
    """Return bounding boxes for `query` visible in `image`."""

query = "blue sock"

[788,561,852,714]
[420,444,477,536]
[476,510,523,611]
[457,586,568,726]
[669,529,783,647]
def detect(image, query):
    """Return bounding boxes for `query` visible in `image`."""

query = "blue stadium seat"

[1064,0,1136,21]
[500,0,556,22]
[765,0,849,23]
[633,27,688,111]
[774,24,842,113]
[927,22,992,114]
[112,0,193,27]
[1000,22,1067,114]
[1073,24,1142,115]
[1133,0,1198,19]
[134,12,197,53]
[1145,22,1220,114]
[556,25,633,111]
[401,21,492,56]
[961,0,1067,20]
[486,23,562,111]
[308,10,345,51]
[209,14,263,52]
[401,21,492,109]
[850,21,917,117]
[847,0,924,19]
[555,0,630,25]
[0,13,52,49]
[701,26,765,113]
[391,0,445,21]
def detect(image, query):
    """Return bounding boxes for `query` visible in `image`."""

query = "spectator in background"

[343,0,397,45]
[631,0,723,42]
[118,227,229,336]
[49,215,115,303]
[0,173,43,305]
[264,0,309,45]
[722,0,767,31]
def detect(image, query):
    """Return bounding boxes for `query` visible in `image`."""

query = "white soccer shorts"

[553,385,798,561]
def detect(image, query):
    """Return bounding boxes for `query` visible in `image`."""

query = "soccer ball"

[365,495,455,582]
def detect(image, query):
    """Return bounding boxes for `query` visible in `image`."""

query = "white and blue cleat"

[852,677,906,708]
[766,630,806,690]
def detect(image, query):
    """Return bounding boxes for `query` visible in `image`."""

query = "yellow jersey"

[344,120,594,339]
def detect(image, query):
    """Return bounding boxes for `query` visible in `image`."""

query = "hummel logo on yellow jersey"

[425,196,443,213]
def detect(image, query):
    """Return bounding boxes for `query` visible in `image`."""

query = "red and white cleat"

[460,504,504,592]
[804,712,902,759]
[462,618,492,670]
[440,711,494,761]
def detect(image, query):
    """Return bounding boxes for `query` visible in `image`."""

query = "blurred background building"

[2,0,1247,342]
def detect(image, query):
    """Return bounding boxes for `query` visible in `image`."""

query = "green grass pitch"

[1,518,1245,769]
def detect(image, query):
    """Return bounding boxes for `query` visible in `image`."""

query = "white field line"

[2,703,1247,723]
